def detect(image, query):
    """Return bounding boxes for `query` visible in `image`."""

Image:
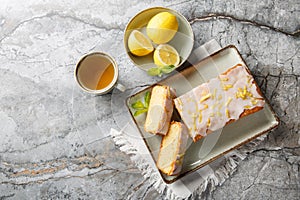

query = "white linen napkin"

[110,40,267,199]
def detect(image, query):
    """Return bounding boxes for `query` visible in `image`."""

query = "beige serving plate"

[126,45,279,184]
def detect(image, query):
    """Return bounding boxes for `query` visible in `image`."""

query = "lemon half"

[146,12,178,44]
[153,44,180,67]
[128,30,154,56]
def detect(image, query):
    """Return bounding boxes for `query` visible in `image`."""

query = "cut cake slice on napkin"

[157,121,189,175]
[144,85,174,135]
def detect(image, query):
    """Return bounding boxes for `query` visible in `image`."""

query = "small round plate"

[124,7,194,71]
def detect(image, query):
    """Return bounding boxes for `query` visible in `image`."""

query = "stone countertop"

[0,0,299,199]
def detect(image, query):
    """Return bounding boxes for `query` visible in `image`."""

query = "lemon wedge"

[153,44,180,67]
[147,12,178,44]
[128,30,154,56]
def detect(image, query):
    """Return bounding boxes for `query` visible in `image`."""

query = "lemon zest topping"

[177,99,183,107]
[251,99,258,105]
[207,118,211,127]
[226,108,230,118]
[222,84,233,91]
[247,76,252,84]
[198,112,202,123]
[218,102,224,110]
[220,77,229,81]
[200,93,212,103]
[226,97,233,106]
[218,94,223,100]
[192,113,197,131]
[199,104,208,113]
[212,88,217,99]
[236,86,253,100]
[201,89,209,96]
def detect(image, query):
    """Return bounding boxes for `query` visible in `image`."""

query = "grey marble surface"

[0,0,299,199]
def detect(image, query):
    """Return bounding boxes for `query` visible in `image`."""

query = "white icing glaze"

[174,64,265,141]
[145,85,173,135]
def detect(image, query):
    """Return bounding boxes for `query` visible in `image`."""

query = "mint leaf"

[131,91,151,116]
[134,109,148,116]
[131,100,145,110]
[144,91,151,108]
[147,67,161,76]
[161,65,175,74]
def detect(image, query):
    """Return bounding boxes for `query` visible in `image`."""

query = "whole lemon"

[146,12,178,44]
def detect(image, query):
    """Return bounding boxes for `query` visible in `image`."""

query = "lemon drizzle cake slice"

[144,85,174,135]
[157,121,189,176]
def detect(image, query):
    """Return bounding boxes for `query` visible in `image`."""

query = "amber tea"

[76,53,116,91]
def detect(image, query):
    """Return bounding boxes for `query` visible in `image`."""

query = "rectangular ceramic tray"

[126,45,279,184]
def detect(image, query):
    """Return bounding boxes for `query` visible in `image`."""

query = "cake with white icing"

[174,64,265,142]
[144,85,174,135]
